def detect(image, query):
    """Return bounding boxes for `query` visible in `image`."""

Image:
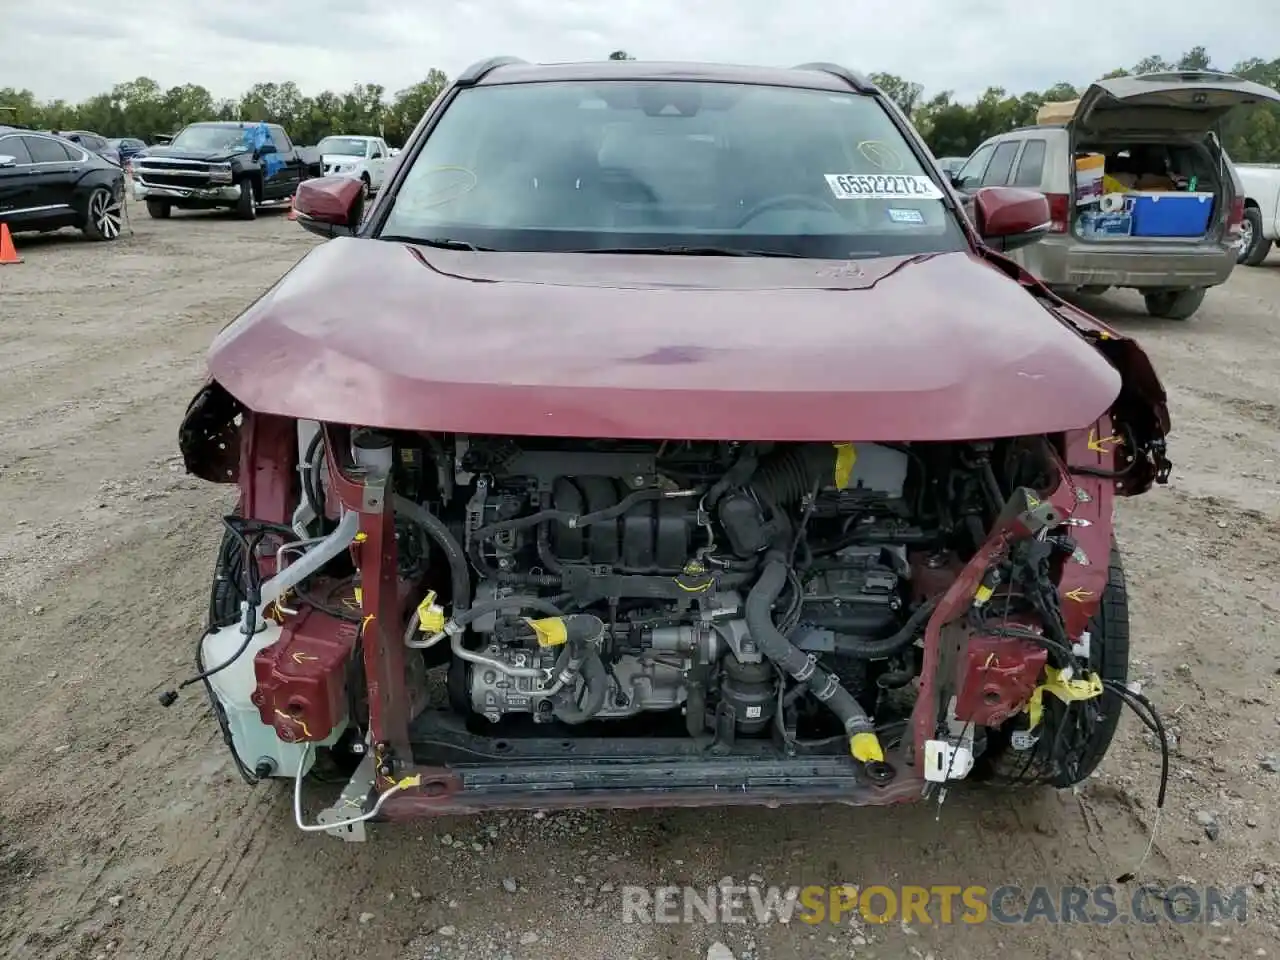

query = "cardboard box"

[1075,153,1105,206]
[1036,99,1079,126]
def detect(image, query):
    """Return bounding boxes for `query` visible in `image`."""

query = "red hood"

[208,238,1123,442]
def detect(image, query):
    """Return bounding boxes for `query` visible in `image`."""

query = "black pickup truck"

[130,121,321,220]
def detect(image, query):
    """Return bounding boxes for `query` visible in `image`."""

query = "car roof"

[188,120,279,128]
[472,58,865,93]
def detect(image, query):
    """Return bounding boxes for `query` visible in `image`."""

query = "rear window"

[1013,139,1047,186]
[982,141,1021,186]
[382,80,966,259]
[24,136,74,163]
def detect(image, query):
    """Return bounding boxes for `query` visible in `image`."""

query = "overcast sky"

[2,0,1277,104]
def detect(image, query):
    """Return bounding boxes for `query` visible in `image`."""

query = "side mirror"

[0,155,17,169]
[256,143,278,157]
[294,176,365,238]
[972,186,1052,252]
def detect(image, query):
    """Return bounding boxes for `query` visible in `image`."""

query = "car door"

[20,135,82,210]
[1010,138,1048,189]
[369,139,390,189]
[0,134,36,217]
[264,125,300,199]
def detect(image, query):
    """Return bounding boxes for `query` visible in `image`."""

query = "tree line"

[1,47,1277,162]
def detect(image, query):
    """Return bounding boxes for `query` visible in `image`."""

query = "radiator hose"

[393,496,471,613]
[745,552,889,775]
[552,647,608,725]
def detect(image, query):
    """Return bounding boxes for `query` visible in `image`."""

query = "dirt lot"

[0,201,1277,960]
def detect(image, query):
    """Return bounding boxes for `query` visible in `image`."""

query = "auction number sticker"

[825,174,944,201]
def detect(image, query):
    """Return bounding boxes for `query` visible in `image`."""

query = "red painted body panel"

[953,636,1048,727]
[253,607,360,743]
[208,237,1123,442]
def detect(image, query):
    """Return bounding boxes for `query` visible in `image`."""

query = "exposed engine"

[187,420,1077,786]
[339,431,1062,765]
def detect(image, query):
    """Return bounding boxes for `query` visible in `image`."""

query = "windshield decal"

[825,174,944,201]
[887,208,926,224]
[856,140,906,171]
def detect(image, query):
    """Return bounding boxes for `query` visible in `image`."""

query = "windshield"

[380,80,965,258]
[170,124,251,152]
[318,136,370,157]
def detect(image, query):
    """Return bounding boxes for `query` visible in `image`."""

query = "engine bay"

[443,436,926,749]
[187,423,1117,797]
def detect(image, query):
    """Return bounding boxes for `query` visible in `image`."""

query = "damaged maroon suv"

[174,58,1172,839]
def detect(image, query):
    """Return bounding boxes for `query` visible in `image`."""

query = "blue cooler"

[1129,191,1215,237]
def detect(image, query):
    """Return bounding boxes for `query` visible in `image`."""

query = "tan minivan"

[951,71,1280,320]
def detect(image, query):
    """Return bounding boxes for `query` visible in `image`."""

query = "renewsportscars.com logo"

[620,883,1251,926]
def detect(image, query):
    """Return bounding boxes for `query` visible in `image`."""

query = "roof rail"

[457,57,527,86]
[791,62,873,93]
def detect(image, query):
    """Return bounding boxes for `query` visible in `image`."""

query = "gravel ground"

[0,200,1278,960]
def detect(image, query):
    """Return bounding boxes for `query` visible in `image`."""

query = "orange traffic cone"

[0,223,21,264]
[287,197,298,221]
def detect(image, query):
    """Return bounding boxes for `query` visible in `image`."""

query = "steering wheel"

[734,193,840,228]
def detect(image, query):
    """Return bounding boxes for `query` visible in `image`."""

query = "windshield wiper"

[572,245,807,258]
[382,236,497,251]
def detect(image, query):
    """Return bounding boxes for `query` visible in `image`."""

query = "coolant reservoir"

[202,618,341,778]
[351,428,395,477]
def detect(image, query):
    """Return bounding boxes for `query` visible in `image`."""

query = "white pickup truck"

[315,134,394,199]
[1236,162,1280,266]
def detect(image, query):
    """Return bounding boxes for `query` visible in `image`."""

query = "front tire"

[81,186,123,241]
[1144,287,1205,321]
[235,180,258,220]
[146,199,171,219]
[976,543,1130,787]
[1238,207,1273,266]
[359,175,371,201]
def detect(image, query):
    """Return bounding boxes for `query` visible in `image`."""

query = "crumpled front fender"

[179,379,244,484]
[976,245,1172,495]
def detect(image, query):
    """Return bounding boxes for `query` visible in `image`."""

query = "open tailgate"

[1072,70,1280,137]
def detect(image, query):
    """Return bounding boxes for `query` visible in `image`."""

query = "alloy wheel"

[1238,217,1254,260]
[91,189,123,239]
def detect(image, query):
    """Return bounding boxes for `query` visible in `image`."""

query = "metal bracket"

[315,754,378,842]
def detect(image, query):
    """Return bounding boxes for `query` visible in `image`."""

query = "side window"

[955,143,995,191]
[982,141,1021,186]
[0,136,34,164]
[1012,139,1047,186]
[269,127,292,152]
[24,136,73,163]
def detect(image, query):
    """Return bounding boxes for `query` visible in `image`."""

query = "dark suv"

[57,130,121,166]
